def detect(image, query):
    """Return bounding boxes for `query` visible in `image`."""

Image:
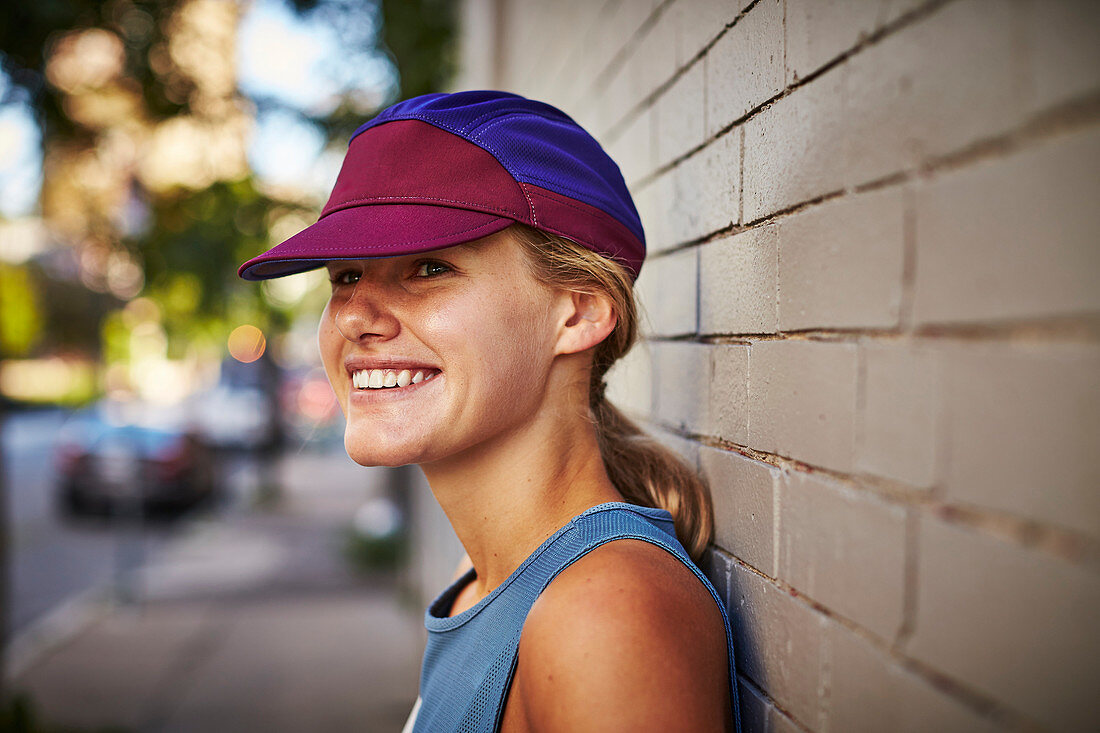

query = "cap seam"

[518,172,638,235]
[524,184,643,247]
[517,182,539,226]
[322,195,525,220]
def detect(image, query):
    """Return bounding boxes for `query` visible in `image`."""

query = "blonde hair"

[509,223,715,561]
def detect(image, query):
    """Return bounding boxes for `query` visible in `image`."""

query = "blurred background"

[0,1,457,730]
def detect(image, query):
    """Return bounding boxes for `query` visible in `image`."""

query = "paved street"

[3,421,425,733]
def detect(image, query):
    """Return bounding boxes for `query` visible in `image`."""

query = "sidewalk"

[6,451,425,733]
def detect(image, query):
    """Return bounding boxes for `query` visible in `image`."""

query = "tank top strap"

[497,502,686,609]
[414,502,741,732]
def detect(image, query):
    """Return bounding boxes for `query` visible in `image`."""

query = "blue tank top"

[412,502,742,732]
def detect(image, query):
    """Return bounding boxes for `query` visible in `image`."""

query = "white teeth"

[352,368,435,390]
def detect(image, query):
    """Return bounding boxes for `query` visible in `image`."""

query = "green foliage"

[23,261,120,359]
[136,177,300,342]
[0,0,186,137]
[380,0,457,99]
[0,0,458,363]
[0,264,43,357]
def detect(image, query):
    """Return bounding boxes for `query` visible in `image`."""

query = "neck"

[421,397,622,597]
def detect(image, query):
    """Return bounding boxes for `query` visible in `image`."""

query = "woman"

[239,90,740,732]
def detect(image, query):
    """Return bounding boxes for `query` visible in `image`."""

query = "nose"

[333,279,401,343]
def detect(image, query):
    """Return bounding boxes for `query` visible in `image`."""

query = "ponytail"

[509,224,715,561]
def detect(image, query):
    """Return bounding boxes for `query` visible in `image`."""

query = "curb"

[3,586,116,683]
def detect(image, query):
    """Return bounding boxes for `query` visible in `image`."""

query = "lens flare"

[227,324,266,363]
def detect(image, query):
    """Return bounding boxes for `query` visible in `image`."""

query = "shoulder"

[508,539,733,732]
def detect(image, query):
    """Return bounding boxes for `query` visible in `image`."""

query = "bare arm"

[505,540,734,732]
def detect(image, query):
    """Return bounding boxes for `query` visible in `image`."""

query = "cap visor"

[238,204,515,280]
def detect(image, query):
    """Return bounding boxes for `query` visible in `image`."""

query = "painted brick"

[607,108,654,187]
[633,177,672,253]
[699,225,778,336]
[705,0,785,138]
[596,0,654,78]
[778,470,906,640]
[769,711,802,733]
[908,515,1100,731]
[748,339,858,473]
[652,426,701,472]
[938,341,1100,539]
[701,446,777,574]
[709,344,750,445]
[729,562,826,729]
[635,247,697,337]
[776,186,905,331]
[605,337,653,419]
[784,0,926,83]
[673,0,738,68]
[737,677,771,733]
[1024,0,1100,113]
[651,340,710,433]
[656,60,707,166]
[826,621,1002,733]
[701,546,734,609]
[594,62,634,138]
[743,68,846,221]
[844,0,1028,188]
[856,339,941,488]
[913,128,1100,325]
[544,0,605,82]
[666,128,740,243]
[626,5,678,106]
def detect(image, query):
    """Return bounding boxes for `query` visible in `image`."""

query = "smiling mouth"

[351,368,440,390]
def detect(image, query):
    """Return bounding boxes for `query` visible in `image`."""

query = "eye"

[414,260,452,278]
[328,269,360,287]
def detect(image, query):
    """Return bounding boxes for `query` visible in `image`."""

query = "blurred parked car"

[191,355,283,452]
[54,404,217,517]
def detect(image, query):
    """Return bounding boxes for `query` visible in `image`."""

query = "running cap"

[238,90,646,281]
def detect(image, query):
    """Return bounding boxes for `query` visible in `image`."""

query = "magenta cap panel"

[238,91,646,281]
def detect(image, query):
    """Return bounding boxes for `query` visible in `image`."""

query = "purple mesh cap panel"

[349,91,646,248]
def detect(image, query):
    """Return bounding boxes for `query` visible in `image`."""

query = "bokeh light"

[227,323,266,363]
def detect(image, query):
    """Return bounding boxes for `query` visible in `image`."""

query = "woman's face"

[318,230,564,467]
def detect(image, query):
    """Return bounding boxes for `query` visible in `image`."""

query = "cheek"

[436,287,554,397]
[317,303,347,407]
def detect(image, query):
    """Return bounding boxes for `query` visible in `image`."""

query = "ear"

[554,290,617,356]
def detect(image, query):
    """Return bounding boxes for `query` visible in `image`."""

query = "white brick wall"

[912,127,1100,325]
[742,68,846,220]
[457,0,1100,729]
[908,515,1100,731]
[776,185,906,330]
[701,446,776,574]
[705,0,785,137]
[699,224,778,335]
[748,338,859,472]
[778,470,907,641]
[856,339,941,488]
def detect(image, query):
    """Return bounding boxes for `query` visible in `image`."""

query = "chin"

[343,428,428,468]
